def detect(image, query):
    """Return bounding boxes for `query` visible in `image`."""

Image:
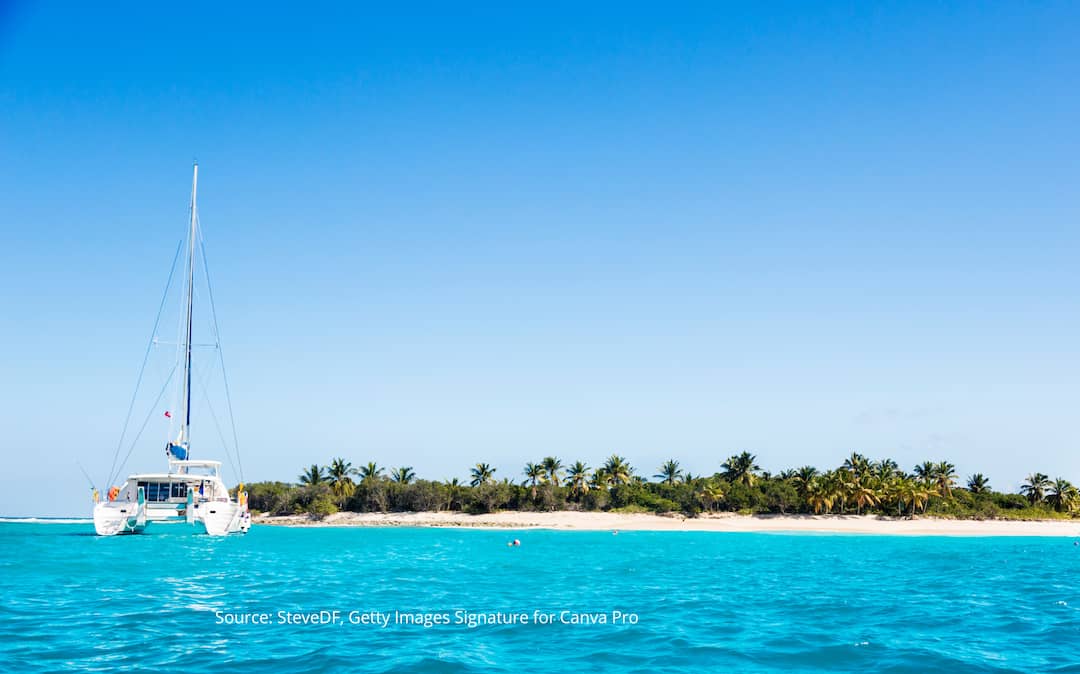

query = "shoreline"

[252,511,1080,536]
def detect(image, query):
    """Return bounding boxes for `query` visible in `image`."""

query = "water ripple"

[0,524,1077,672]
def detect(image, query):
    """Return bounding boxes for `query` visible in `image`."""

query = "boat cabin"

[118,460,230,503]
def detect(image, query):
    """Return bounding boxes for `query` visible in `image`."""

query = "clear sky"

[1,2,1078,516]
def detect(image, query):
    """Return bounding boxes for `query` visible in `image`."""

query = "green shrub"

[244,481,295,515]
[307,495,338,519]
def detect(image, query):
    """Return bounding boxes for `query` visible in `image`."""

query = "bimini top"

[125,472,224,482]
[169,460,222,468]
[127,459,223,479]
[117,460,223,481]
[166,460,222,477]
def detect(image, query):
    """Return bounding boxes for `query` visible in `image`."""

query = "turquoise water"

[1,523,1079,673]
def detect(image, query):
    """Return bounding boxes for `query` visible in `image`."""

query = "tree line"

[243,452,1079,520]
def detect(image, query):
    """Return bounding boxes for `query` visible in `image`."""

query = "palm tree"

[698,479,725,512]
[299,464,326,485]
[523,462,544,500]
[541,456,564,487]
[327,458,356,507]
[654,459,683,485]
[391,466,415,484]
[1021,473,1051,505]
[443,478,464,511]
[470,463,495,487]
[358,462,384,481]
[589,467,610,491]
[913,461,936,485]
[879,476,904,516]
[900,478,931,517]
[566,461,590,500]
[1046,478,1078,512]
[834,469,855,514]
[852,483,879,515]
[328,458,354,479]
[966,474,990,494]
[602,455,633,486]
[843,452,870,479]
[807,478,834,514]
[721,452,760,487]
[792,466,818,499]
[873,459,899,482]
[934,461,958,498]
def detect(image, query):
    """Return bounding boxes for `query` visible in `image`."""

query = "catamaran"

[92,164,251,536]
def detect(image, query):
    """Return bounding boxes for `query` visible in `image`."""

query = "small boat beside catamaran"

[92,164,250,536]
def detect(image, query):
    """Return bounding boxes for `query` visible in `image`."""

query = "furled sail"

[166,442,189,460]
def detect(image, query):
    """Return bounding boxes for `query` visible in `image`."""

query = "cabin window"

[171,482,188,499]
[136,481,174,502]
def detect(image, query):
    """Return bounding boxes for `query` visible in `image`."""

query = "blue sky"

[1,2,1078,515]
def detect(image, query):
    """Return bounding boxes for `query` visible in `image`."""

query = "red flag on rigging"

[164,411,172,418]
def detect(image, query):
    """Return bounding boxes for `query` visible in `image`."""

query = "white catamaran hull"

[196,501,252,536]
[92,502,139,536]
[93,498,251,536]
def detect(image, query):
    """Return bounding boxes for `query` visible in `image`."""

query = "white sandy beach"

[253,511,1080,536]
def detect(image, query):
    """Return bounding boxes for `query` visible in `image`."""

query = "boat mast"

[180,163,198,451]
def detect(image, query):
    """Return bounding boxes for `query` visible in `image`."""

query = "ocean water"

[1,522,1079,673]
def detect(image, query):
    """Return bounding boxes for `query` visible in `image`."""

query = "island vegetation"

[241,453,1079,521]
